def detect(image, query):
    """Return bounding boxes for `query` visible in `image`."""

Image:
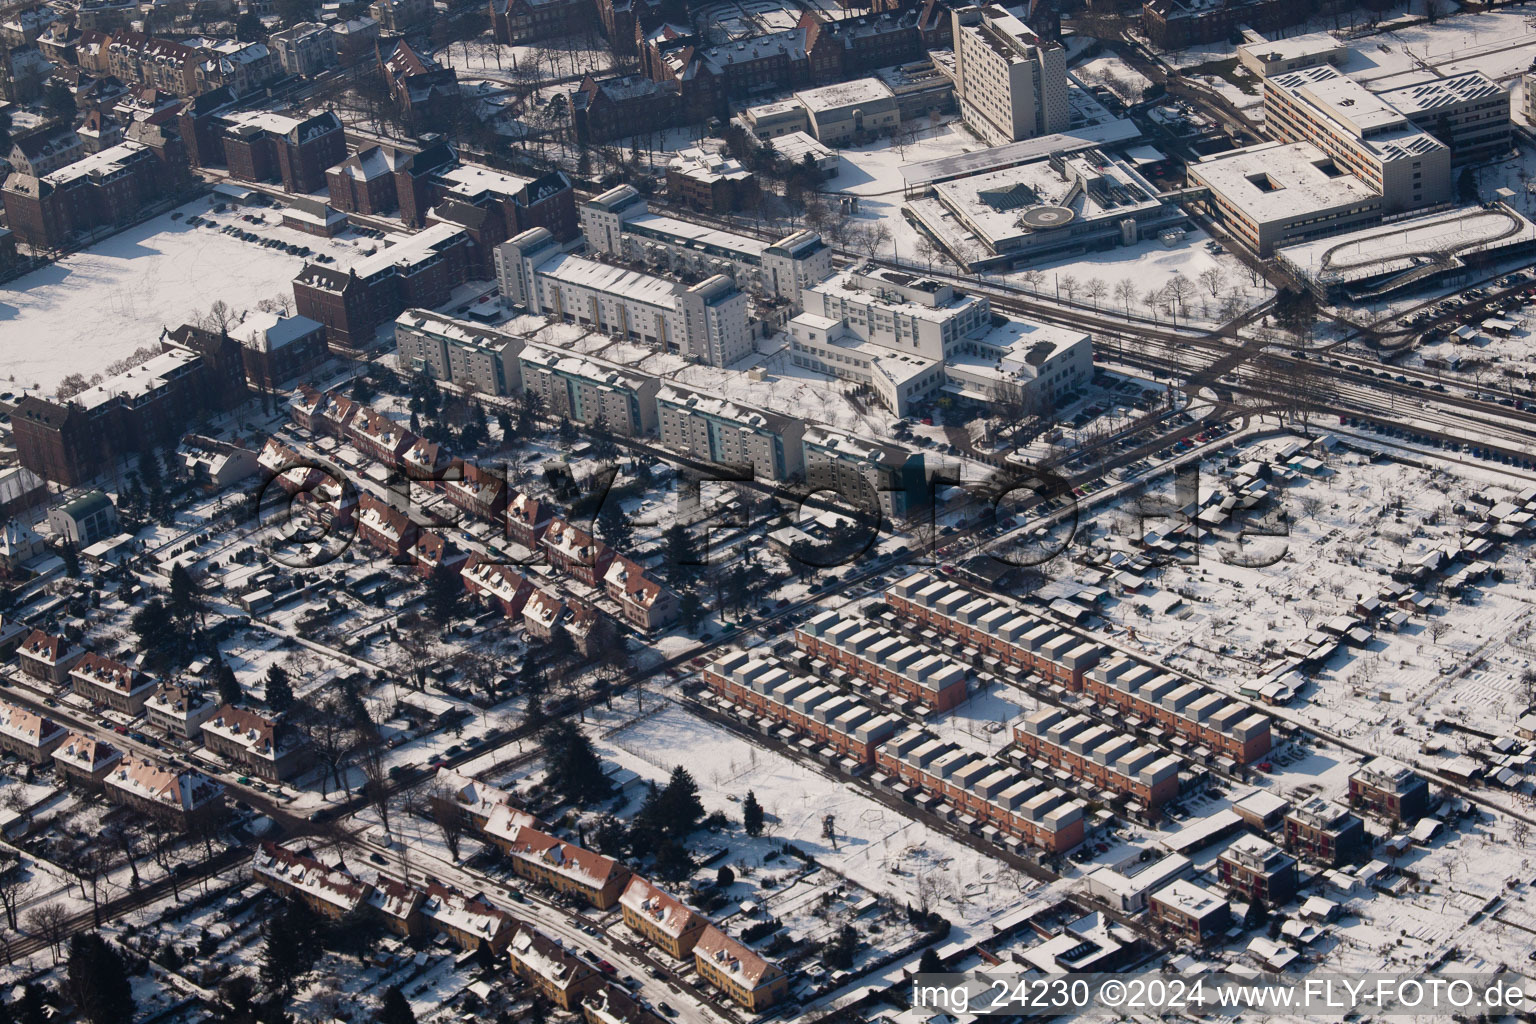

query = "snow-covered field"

[0,198,365,396]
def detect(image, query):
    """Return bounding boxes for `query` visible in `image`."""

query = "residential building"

[1083,854,1193,914]
[193,38,279,95]
[1149,880,1230,945]
[579,186,832,308]
[53,732,124,788]
[48,490,118,545]
[6,123,84,176]
[432,766,519,829]
[370,0,431,32]
[603,556,679,632]
[1013,708,1182,811]
[664,147,755,212]
[104,32,200,94]
[949,4,1067,146]
[693,926,789,1011]
[419,883,516,952]
[487,822,632,908]
[461,555,537,618]
[619,877,708,958]
[16,629,83,686]
[367,876,426,936]
[236,312,329,390]
[356,493,419,559]
[1217,834,1299,905]
[1348,756,1430,824]
[655,384,805,482]
[796,611,970,711]
[541,519,615,587]
[1142,0,1351,48]
[509,927,605,1010]
[331,16,380,64]
[104,755,225,825]
[201,704,309,780]
[802,425,927,518]
[571,73,680,145]
[394,309,522,395]
[583,986,667,1024]
[69,651,155,713]
[145,683,217,739]
[270,22,336,76]
[1284,797,1366,866]
[253,842,371,919]
[517,344,659,436]
[0,699,66,762]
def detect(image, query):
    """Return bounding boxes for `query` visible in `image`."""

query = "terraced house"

[0,700,65,763]
[69,651,156,713]
[201,704,310,781]
[619,877,708,958]
[693,926,788,1011]
[486,823,631,908]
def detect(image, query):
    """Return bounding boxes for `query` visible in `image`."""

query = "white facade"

[950,4,1068,146]
[517,343,659,436]
[394,309,522,395]
[656,385,806,482]
[270,22,336,76]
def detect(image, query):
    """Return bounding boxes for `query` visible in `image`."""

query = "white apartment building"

[950,3,1068,146]
[517,343,659,436]
[802,425,927,518]
[394,309,522,396]
[496,227,752,367]
[656,385,805,482]
[580,186,833,308]
[269,21,336,77]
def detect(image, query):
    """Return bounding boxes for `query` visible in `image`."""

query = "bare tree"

[426,784,466,861]
[0,854,35,930]
[1085,277,1108,310]
[1113,278,1136,314]
[1021,269,1046,295]
[1198,266,1226,298]
[1165,273,1193,318]
[1058,273,1079,303]
[27,903,68,964]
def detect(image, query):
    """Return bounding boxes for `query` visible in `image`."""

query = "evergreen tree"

[59,543,79,579]
[716,865,735,888]
[265,665,294,714]
[377,986,415,1024]
[216,662,242,706]
[66,932,135,1024]
[653,765,704,839]
[918,947,943,974]
[678,589,705,632]
[15,985,47,1024]
[169,562,199,623]
[742,790,765,837]
[541,721,610,805]
[425,560,462,627]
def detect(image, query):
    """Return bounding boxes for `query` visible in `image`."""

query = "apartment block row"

[45,725,225,827]
[1013,707,1181,812]
[794,609,969,712]
[703,650,905,766]
[877,726,1086,853]
[580,185,833,310]
[885,572,1104,689]
[886,572,1273,763]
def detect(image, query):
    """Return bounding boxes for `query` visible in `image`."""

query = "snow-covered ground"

[0,197,365,396]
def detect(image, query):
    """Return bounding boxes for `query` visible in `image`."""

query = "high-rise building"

[950,4,1067,146]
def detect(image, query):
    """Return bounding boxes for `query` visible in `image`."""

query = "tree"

[265,665,294,714]
[1084,277,1108,310]
[66,933,134,1024]
[541,721,610,805]
[60,543,79,579]
[377,986,415,1024]
[169,562,200,624]
[918,947,943,974]
[26,904,68,964]
[426,785,465,860]
[132,599,183,670]
[822,813,839,850]
[15,985,46,1024]
[0,853,35,930]
[716,865,735,888]
[425,560,462,627]
[216,662,242,706]
[44,82,74,120]
[1198,266,1226,298]
[1113,278,1136,315]
[638,766,704,841]
[236,11,265,40]
[821,924,858,970]
[743,790,764,837]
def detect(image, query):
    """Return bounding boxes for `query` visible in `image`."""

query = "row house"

[619,876,708,959]
[355,492,419,559]
[885,572,1103,690]
[461,554,536,618]
[1217,834,1299,905]
[201,703,310,781]
[1148,879,1231,946]
[505,491,555,550]
[0,699,66,763]
[483,821,632,908]
[523,589,597,649]
[1086,656,1273,765]
[1348,756,1430,825]
[795,610,968,711]
[705,650,902,766]
[603,555,679,633]
[412,529,469,579]
[693,926,789,1012]
[348,407,415,466]
[53,732,124,788]
[253,842,371,920]
[1014,708,1182,811]
[257,439,347,521]
[441,459,507,521]
[1283,797,1366,867]
[104,755,225,826]
[875,726,1085,853]
[432,765,523,830]
[144,682,217,739]
[420,882,517,952]
[509,926,604,1011]
[105,32,199,94]
[541,519,614,587]
[16,629,83,686]
[583,986,667,1024]
[402,436,451,485]
[367,876,426,936]
[69,651,156,713]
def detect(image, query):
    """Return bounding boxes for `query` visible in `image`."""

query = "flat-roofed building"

[1284,796,1365,866]
[1348,756,1429,824]
[394,308,522,396]
[949,4,1067,146]
[1236,31,1345,77]
[1218,833,1298,905]
[802,425,927,518]
[655,384,805,482]
[1378,72,1510,166]
[1149,879,1230,945]
[793,77,899,145]
[1083,853,1193,914]
[517,344,659,436]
